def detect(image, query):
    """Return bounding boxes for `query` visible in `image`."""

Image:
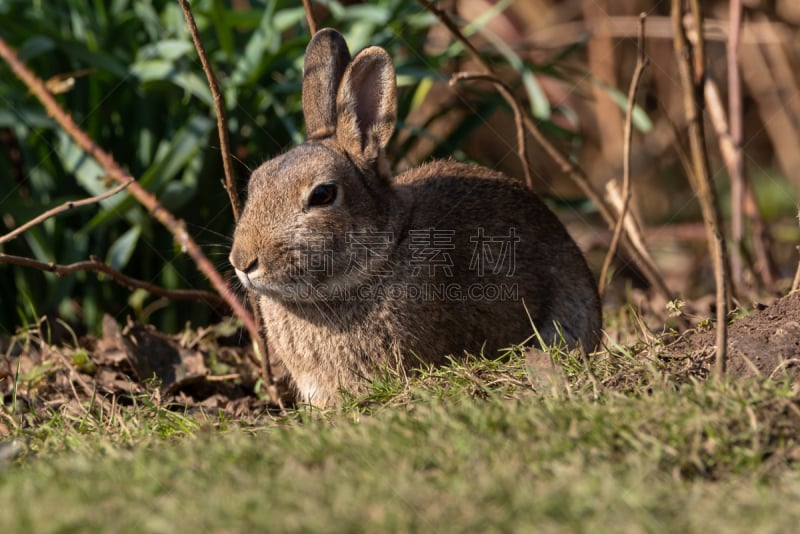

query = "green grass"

[2,348,799,532]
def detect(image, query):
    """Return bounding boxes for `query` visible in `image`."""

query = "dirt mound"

[662,291,800,379]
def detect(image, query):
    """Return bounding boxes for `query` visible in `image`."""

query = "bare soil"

[660,291,800,380]
[0,315,288,438]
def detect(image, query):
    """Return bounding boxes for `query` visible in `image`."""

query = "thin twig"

[599,13,649,299]
[697,1,775,292]
[519,113,615,222]
[0,179,132,245]
[205,373,241,382]
[793,210,800,293]
[301,0,317,35]
[727,0,744,289]
[450,72,532,188]
[659,100,696,185]
[422,0,532,186]
[703,77,777,291]
[0,36,279,404]
[793,254,800,293]
[418,0,492,73]
[523,16,793,49]
[739,17,778,288]
[672,0,729,377]
[177,0,241,222]
[177,0,278,402]
[739,31,800,199]
[583,0,623,170]
[417,0,675,306]
[0,253,226,308]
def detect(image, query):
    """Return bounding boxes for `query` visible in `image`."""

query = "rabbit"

[229,28,602,407]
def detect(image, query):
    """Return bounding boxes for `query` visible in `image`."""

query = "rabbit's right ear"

[335,46,397,168]
[302,28,351,140]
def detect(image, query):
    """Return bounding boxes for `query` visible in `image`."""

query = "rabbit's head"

[229,29,401,301]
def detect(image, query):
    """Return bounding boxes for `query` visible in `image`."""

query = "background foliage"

[0,0,490,335]
[2,0,799,338]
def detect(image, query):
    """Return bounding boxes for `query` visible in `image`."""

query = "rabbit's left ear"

[303,28,351,139]
[335,46,397,166]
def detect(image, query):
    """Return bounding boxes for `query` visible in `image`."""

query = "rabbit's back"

[394,159,601,352]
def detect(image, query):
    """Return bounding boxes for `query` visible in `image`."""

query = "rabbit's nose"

[229,247,258,274]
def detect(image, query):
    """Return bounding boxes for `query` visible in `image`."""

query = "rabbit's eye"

[308,183,337,207]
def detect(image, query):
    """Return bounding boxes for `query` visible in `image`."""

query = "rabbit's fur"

[230,29,601,407]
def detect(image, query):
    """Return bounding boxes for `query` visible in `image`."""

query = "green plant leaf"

[106,225,141,271]
[131,60,213,105]
[0,108,54,129]
[58,41,129,79]
[273,7,306,32]
[18,35,56,60]
[482,28,551,120]
[209,0,234,60]
[86,114,213,230]
[137,39,194,61]
[56,131,108,197]
[141,114,214,189]
[229,0,279,87]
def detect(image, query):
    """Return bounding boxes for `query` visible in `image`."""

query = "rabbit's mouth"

[233,266,278,292]
[239,270,378,305]
[233,267,261,291]
[235,267,327,302]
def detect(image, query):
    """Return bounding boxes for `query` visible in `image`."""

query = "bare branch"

[704,76,776,291]
[793,210,800,293]
[302,0,318,35]
[418,0,492,73]
[419,0,532,187]
[177,0,241,222]
[794,259,800,292]
[417,0,674,305]
[0,179,132,246]
[693,1,776,292]
[525,16,793,50]
[727,0,744,288]
[599,13,649,299]
[0,253,226,308]
[0,35,279,404]
[177,0,278,404]
[672,0,729,377]
[450,72,532,189]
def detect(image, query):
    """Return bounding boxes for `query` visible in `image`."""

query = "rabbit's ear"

[303,28,351,140]
[335,46,397,165]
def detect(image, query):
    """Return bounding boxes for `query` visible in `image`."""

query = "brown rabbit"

[230,29,601,407]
